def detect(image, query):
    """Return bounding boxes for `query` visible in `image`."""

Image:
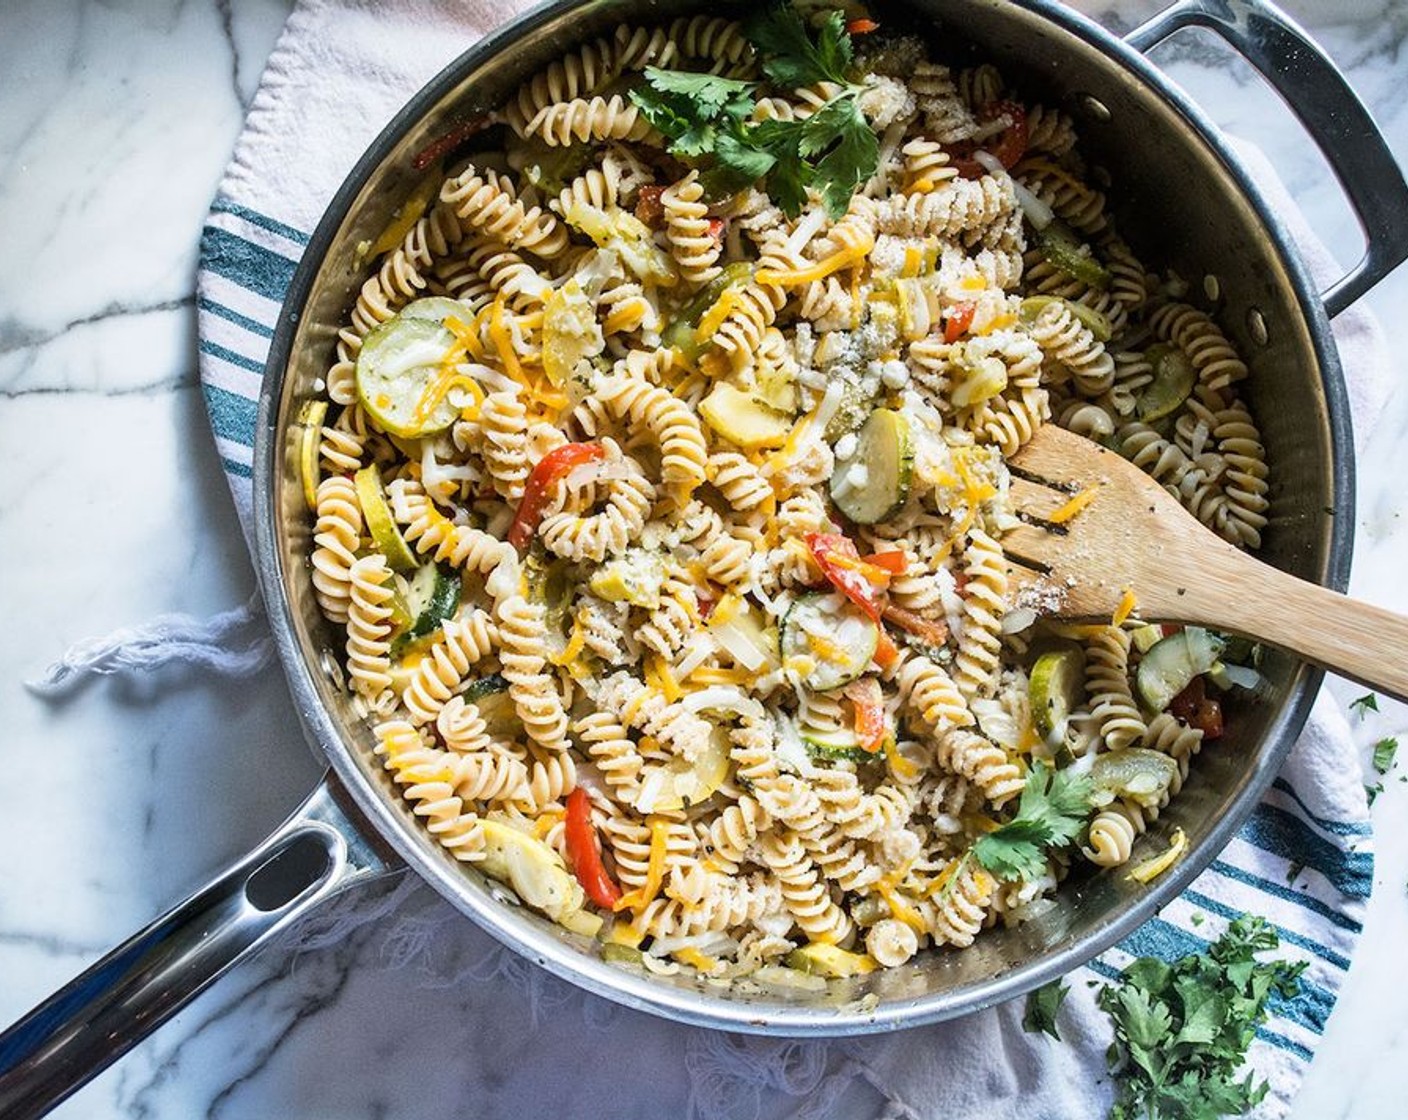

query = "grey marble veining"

[1,1,1406,1118]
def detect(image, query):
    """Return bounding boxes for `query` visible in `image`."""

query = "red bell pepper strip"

[861,550,909,575]
[881,603,950,648]
[705,217,726,244]
[806,533,886,619]
[943,301,977,343]
[846,17,880,34]
[412,114,491,171]
[806,533,899,667]
[1169,677,1224,740]
[946,101,1029,180]
[564,788,622,909]
[846,677,887,753]
[507,442,605,550]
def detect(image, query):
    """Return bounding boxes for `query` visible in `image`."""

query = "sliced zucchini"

[949,354,1009,409]
[459,673,517,736]
[390,564,462,657]
[354,463,418,571]
[1018,295,1113,343]
[355,314,460,438]
[397,296,478,326]
[589,551,667,610]
[519,141,594,196]
[1134,344,1196,422]
[699,383,793,450]
[297,399,328,511]
[781,592,879,690]
[756,356,799,414]
[1136,627,1226,711]
[601,942,644,965]
[829,408,913,525]
[1029,644,1086,742]
[478,818,585,923]
[639,727,731,812]
[1034,221,1111,289]
[1129,624,1165,654]
[801,728,875,765]
[786,943,878,978]
[1090,748,1179,809]
[542,279,602,386]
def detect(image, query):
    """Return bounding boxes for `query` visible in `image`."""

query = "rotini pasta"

[304,3,1269,981]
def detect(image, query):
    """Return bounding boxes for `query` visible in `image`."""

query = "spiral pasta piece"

[495,594,571,752]
[441,165,568,258]
[346,554,395,708]
[400,609,498,725]
[662,170,723,286]
[311,476,363,625]
[1084,626,1146,751]
[374,721,486,861]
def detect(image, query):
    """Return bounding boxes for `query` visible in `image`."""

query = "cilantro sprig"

[628,5,879,218]
[972,762,1093,882]
[1098,916,1305,1120]
[1022,979,1070,1041]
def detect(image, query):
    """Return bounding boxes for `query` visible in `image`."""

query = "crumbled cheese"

[834,432,859,461]
[879,358,909,389]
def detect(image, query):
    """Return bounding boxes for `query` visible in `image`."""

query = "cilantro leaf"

[972,763,1093,881]
[1366,781,1383,806]
[630,14,878,219]
[1098,916,1305,1120]
[744,5,848,87]
[1373,736,1398,775]
[1022,979,1069,1040]
[1350,692,1379,716]
[639,68,754,118]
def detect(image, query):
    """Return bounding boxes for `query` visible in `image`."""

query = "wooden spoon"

[1001,425,1408,703]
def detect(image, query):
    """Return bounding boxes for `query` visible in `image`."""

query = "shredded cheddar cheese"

[884,735,919,780]
[1112,588,1138,628]
[1047,483,1101,524]
[754,235,875,286]
[487,294,522,382]
[644,655,682,703]
[615,816,671,914]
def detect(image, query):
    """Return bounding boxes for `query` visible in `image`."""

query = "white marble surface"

[1,0,1406,1117]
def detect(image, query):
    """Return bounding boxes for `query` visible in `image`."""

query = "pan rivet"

[1078,94,1111,122]
[1203,274,1221,303]
[1248,308,1269,346]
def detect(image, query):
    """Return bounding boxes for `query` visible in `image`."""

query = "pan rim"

[253,0,1353,1035]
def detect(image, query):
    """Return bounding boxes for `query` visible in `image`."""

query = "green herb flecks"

[1099,916,1305,1120]
[971,762,1093,882]
[629,6,878,218]
[1372,736,1398,775]
[1350,692,1379,717]
[1023,979,1070,1041]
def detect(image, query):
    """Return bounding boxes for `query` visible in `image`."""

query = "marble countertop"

[2,1,1406,1117]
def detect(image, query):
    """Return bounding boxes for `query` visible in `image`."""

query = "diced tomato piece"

[635,185,666,227]
[882,603,950,648]
[1169,677,1224,740]
[846,17,880,34]
[945,100,1029,180]
[705,217,726,244]
[944,301,977,343]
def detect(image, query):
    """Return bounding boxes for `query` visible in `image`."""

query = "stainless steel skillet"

[2,0,1405,1115]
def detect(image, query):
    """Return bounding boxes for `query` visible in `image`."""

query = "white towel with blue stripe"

[195,1,1387,1116]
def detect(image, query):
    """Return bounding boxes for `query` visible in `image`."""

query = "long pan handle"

[0,777,396,1119]
[1128,0,1408,317]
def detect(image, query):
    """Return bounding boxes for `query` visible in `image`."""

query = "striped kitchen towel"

[195,1,1384,1116]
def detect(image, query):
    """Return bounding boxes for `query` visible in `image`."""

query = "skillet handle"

[0,777,397,1120]
[1127,0,1408,317]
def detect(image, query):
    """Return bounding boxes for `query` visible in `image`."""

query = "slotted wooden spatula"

[1002,425,1408,703]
